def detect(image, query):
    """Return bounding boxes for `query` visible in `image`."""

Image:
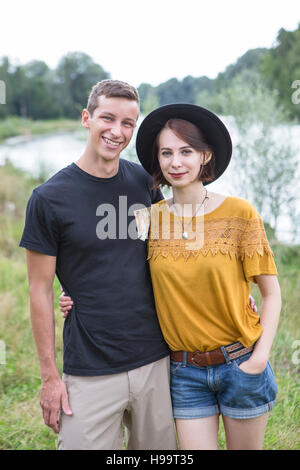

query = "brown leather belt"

[170,342,254,368]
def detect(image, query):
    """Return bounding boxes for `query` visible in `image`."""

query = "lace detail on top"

[144,213,274,262]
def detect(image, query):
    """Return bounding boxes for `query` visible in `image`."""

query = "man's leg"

[124,356,177,450]
[58,373,129,450]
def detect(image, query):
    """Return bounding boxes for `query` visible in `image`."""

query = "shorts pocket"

[170,360,182,374]
[221,354,277,412]
[232,353,267,377]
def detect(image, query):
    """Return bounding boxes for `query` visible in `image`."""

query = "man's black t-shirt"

[20,159,169,375]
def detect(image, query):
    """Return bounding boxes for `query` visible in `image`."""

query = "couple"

[20,79,281,450]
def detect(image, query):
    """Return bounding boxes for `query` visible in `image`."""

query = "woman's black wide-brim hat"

[136,103,232,185]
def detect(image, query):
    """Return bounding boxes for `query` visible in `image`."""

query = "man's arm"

[26,249,72,433]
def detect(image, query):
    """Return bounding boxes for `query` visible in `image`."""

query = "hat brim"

[136,103,232,185]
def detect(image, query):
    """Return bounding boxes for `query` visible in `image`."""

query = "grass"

[0,254,63,450]
[0,161,299,450]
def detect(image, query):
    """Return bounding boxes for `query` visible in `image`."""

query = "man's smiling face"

[83,95,139,161]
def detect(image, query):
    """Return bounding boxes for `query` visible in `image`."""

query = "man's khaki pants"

[57,356,177,450]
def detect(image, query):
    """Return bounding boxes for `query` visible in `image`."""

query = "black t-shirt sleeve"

[145,173,164,204]
[19,189,60,256]
[151,186,164,204]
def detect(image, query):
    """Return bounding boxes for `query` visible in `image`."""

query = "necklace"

[172,189,209,239]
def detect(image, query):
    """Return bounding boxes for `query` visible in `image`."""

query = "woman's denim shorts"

[170,351,277,420]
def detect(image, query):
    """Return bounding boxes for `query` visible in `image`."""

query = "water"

[0,130,87,177]
[0,121,299,243]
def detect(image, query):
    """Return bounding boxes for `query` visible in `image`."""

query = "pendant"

[182,232,188,239]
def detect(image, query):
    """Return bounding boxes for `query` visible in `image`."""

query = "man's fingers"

[41,402,60,433]
[40,380,68,434]
[49,409,60,433]
[60,380,72,416]
[61,392,73,417]
[42,406,50,428]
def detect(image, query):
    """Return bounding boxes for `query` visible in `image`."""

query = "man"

[20,80,177,450]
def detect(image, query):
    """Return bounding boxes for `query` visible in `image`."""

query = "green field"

[0,161,299,450]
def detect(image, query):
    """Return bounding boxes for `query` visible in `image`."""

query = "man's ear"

[82,109,90,129]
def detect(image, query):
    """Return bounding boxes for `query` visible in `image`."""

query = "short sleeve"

[144,171,164,204]
[240,216,278,283]
[151,187,164,204]
[19,189,60,256]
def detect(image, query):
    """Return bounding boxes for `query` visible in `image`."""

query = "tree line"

[0,23,299,122]
[140,23,300,122]
[0,52,109,119]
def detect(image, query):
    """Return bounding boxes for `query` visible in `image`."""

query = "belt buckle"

[191,350,207,367]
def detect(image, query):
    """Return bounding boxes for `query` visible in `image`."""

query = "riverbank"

[0,116,81,142]
[0,161,299,449]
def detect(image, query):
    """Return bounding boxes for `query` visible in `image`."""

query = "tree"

[138,75,214,111]
[214,48,268,91]
[55,52,109,118]
[202,70,299,240]
[21,61,61,119]
[138,83,159,115]
[262,24,300,121]
[156,78,185,105]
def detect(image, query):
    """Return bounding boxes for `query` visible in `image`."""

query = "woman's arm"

[239,274,281,374]
[58,294,257,318]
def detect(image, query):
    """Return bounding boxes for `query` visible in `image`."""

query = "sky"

[1,0,299,87]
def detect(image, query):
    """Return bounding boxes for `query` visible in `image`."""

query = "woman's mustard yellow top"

[135,196,278,352]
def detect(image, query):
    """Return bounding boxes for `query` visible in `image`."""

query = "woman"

[60,104,281,450]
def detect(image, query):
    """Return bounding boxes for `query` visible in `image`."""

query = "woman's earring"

[204,153,212,165]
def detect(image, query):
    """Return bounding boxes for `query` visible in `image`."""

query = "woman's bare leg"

[222,412,269,450]
[176,415,219,450]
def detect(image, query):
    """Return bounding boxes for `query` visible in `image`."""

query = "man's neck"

[76,150,120,178]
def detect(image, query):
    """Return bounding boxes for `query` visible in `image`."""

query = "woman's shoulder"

[222,196,260,220]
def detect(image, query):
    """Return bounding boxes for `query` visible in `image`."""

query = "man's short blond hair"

[87,79,139,115]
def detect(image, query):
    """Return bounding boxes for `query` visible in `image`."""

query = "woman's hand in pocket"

[238,356,267,375]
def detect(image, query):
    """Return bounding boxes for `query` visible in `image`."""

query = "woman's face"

[158,128,205,188]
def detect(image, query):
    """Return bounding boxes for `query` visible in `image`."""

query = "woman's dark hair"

[152,118,215,188]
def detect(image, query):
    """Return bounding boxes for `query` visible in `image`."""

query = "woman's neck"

[172,183,207,207]
[168,183,209,217]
